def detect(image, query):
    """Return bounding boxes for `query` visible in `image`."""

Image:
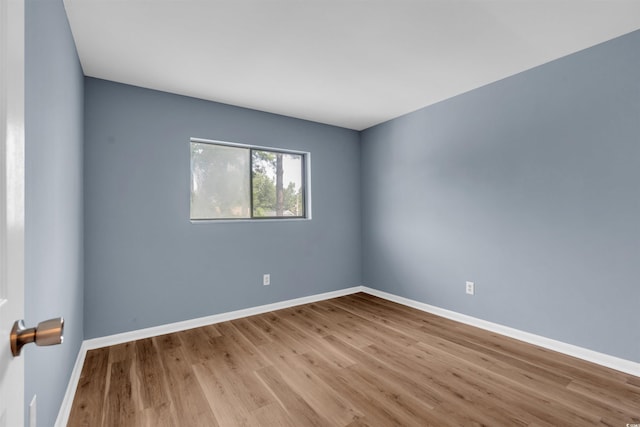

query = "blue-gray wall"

[25,0,84,425]
[83,78,361,339]
[361,30,640,362]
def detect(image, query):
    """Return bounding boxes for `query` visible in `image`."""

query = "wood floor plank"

[271,310,357,368]
[215,321,269,372]
[322,334,450,426]
[67,348,109,427]
[233,317,273,347]
[103,356,138,427]
[248,403,297,427]
[67,293,640,426]
[154,333,219,426]
[255,340,363,425]
[628,376,640,388]
[193,362,260,426]
[277,306,331,338]
[295,351,423,427]
[306,302,377,348]
[133,338,178,427]
[177,326,222,366]
[255,365,333,427]
[138,404,175,427]
[247,315,312,355]
[134,338,170,410]
[344,418,371,427]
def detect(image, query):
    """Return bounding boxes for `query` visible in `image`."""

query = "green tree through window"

[251,150,304,218]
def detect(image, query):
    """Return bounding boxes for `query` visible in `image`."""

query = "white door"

[0,0,25,425]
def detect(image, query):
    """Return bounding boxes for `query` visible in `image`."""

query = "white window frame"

[190,137,312,223]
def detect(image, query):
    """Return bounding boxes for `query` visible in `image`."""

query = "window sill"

[190,217,311,224]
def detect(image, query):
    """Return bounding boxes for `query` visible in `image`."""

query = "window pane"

[190,142,250,219]
[252,150,304,217]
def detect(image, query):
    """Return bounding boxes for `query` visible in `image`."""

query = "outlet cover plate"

[466,281,475,295]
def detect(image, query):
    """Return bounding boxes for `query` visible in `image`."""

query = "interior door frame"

[0,0,26,424]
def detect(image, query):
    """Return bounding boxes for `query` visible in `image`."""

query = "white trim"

[83,286,363,351]
[56,284,640,426]
[190,217,311,224]
[361,287,640,377]
[55,286,364,426]
[190,137,307,156]
[189,137,312,221]
[55,341,89,427]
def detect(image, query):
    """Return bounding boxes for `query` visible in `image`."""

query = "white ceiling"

[63,0,640,131]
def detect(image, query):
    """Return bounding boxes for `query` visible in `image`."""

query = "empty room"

[1,0,639,426]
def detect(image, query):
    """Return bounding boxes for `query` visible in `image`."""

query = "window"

[190,139,309,220]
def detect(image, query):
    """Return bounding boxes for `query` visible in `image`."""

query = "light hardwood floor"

[67,293,640,426]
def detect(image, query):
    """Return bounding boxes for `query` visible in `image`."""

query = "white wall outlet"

[263,274,270,286]
[466,281,475,295]
[29,395,37,427]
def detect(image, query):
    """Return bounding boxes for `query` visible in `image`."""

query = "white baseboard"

[81,286,364,351]
[55,340,89,427]
[361,286,640,377]
[56,284,639,426]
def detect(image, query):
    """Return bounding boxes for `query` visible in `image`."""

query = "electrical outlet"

[263,274,270,286]
[466,281,475,295]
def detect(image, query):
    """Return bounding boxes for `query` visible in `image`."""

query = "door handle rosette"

[10,317,64,357]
